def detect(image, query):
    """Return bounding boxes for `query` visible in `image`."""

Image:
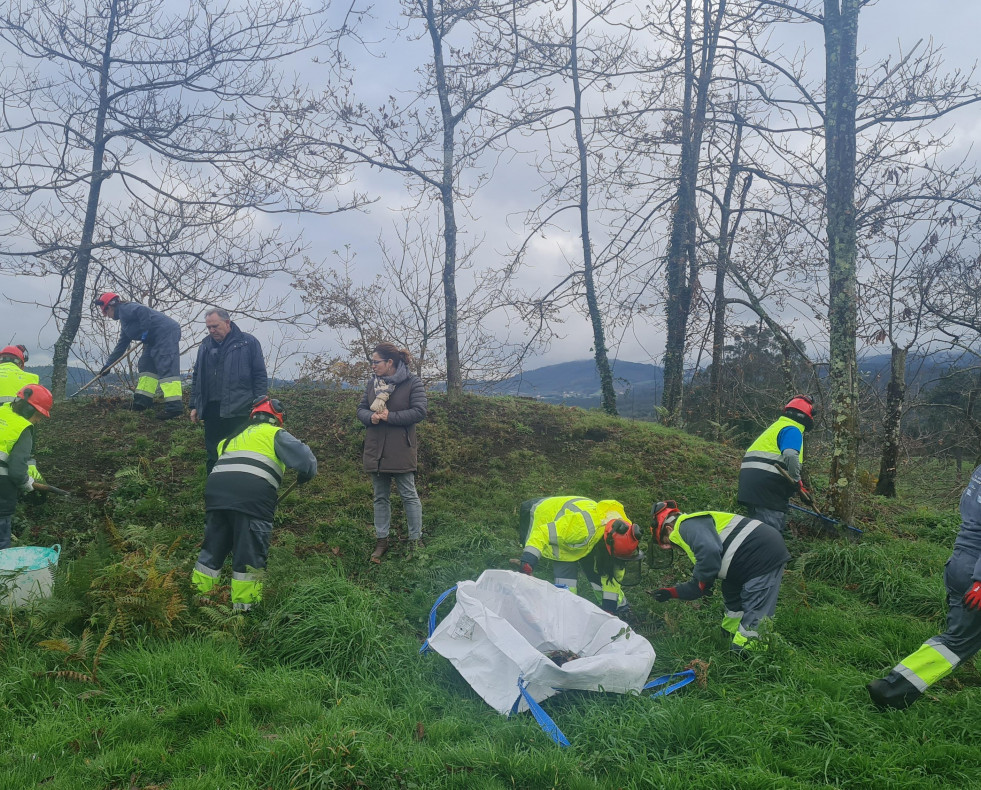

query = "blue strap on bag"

[509,677,570,747]
[643,669,697,697]
[419,584,457,654]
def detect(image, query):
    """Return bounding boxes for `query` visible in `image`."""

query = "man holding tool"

[94,292,184,419]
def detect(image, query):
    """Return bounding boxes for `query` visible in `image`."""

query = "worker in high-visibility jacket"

[650,501,790,652]
[0,345,38,403]
[192,397,317,610]
[737,395,817,533]
[94,292,184,419]
[0,346,44,485]
[0,385,53,549]
[518,496,641,614]
[868,464,981,709]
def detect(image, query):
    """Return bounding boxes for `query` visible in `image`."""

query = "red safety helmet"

[95,292,120,315]
[651,500,681,547]
[250,396,285,426]
[784,394,815,419]
[603,518,641,559]
[1,345,26,364]
[18,384,53,417]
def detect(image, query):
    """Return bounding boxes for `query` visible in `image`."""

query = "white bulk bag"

[425,569,656,715]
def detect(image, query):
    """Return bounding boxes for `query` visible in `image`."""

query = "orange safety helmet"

[95,292,120,315]
[1,345,26,365]
[18,384,53,417]
[603,518,641,559]
[784,394,815,419]
[651,500,681,546]
[250,396,285,426]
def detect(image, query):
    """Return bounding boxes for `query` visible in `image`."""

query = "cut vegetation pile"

[0,391,976,789]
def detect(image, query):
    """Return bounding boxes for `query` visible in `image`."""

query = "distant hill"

[470,359,663,417]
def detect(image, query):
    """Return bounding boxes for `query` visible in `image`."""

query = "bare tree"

[316,0,545,398]
[0,0,362,398]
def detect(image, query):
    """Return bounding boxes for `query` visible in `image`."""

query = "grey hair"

[205,307,231,322]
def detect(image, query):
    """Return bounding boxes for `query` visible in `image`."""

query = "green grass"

[0,391,977,789]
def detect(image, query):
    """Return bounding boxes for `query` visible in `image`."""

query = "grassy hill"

[0,391,975,789]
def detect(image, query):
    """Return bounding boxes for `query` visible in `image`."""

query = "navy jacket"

[105,302,181,366]
[190,322,267,418]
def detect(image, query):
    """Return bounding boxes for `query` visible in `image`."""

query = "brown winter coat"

[357,373,428,474]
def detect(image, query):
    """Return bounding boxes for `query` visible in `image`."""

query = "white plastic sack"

[427,569,656,714]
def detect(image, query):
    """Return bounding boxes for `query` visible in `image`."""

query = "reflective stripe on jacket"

[212,423,286,489]
[0,403,33,514]
[523,496,627,563]
[738,416,805,511]
[0,363,39,402]
[669,511,761,581]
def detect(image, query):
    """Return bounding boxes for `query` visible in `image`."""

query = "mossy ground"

[0,392,976,789]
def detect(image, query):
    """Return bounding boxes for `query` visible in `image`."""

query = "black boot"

[868,674,922,710]
[132,393,154,411]
[157,402,184,420]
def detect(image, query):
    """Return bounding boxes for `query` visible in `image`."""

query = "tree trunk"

[571,0,616,415]
[874,344,906,497]
[426,0,462,399]
[710,115,744,437]
[661,0,726,422]
[50,0,119,399]
[824,0,860,521]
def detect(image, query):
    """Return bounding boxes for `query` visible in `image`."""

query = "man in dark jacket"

[190,308,268,473]
[95,292,184,419]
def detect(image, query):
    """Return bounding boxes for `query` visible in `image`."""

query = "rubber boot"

[132,393,154,411]
[867,675,921,710]
[370,538,389,564]
[157,402,184,421]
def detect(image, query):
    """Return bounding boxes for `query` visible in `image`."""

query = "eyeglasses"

[369,358,386,365]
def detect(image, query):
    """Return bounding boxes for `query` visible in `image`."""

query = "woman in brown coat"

[357,343,428,562]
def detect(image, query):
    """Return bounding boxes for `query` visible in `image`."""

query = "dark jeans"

[203,402,249,474]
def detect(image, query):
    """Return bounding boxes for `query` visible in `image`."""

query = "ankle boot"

[370,538,389,564]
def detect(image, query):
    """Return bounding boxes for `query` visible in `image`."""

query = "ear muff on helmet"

[604,518,641,558]
[250,396,285,426]
[651,500,680,546]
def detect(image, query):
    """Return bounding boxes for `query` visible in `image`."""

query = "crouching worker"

[650,501,790,652]
[0,386,53,549]
[518,496,641,615]
[192,397,317,610]
[868,464,981,710]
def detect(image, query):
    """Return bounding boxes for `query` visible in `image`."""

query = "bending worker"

[651,501,790,652]
[94,292,184,419]
[0,386,53,549]
[192,397,317,611]
[0,345,38,403]
[737,394,817,533]
[868,464,981,710]
[518,496,641,615]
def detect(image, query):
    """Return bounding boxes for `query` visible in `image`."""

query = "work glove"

[298,473,314,486]
[139,331,148,342]
[21,476,35,493]
[798,480,816,508]
[652,587,678,602]
[99,365,112,377]
[964,581,981,611]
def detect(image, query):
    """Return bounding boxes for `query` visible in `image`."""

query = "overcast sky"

[2,0,979,375]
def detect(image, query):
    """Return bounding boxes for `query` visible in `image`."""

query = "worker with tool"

[191,397,317,611]
[737,394,817,534]
[868,464,981,709]
[0,385,53,549]
[650,501,790,652]
[94,292,184,419]
[517,496,642,615]
[0,345,38,403]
